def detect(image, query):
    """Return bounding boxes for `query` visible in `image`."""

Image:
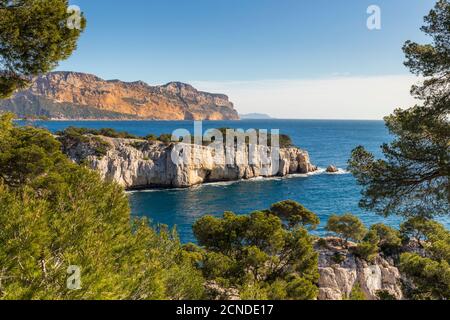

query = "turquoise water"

[28,119,448,242]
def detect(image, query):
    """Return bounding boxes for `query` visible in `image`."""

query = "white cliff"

[62,136,317,189]
[317,239,403,300]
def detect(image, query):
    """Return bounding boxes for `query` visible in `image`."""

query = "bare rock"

[316,238,403,300]
[326,165,339,173]
[63,136,318,189]
[1,71,239,120]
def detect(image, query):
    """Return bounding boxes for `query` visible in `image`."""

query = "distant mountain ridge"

[0,72,239,120]
[239,113,274,119]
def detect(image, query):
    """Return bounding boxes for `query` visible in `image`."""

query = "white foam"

[307,168,327,175]
[126,167,351,194]
[326,168,351,175]
[306,167,350,176]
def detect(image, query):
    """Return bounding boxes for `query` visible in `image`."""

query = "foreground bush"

[0,114,204,300]
[190,201,320,300]
[399,218,450,300]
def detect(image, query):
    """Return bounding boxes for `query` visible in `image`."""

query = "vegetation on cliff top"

[56,126,296,149]
[324,212,450,299]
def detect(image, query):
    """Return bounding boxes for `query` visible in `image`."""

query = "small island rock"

[326,165,339,173]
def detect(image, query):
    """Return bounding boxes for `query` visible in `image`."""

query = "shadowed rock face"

[0,72,239,120]
[62,136,318,189]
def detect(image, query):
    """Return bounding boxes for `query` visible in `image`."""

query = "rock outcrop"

[0,72,239,120]
[62,136,318,189]
[326,165,339,173]
[317,239,403,300]
[202,238,405,301]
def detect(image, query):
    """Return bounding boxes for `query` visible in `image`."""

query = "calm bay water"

[29,119,449,243]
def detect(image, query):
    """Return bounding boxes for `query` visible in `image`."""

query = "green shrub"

[92,137,111,158]
[57,127,140,140]
[332,252,346,264]
[270,200,320,230]
[158,133,173,144]
[399,218,450,300]
[376,290,397,300]
[0,114,205,300]
[370,223,402,254]
[348,283,366,300]
[145,134,158,141]
[326,214,367,247]
[351,230,380,262]
[129,141,145,150]
[192,203,320,300]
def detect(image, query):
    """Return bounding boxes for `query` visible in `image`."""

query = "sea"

[23,119,449,243]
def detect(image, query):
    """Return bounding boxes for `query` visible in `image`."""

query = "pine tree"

[0,0,86,98]
[349,0,450,218]
[0,114,205,300]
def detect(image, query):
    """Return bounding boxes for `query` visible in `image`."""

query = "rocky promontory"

[61,134,318,189]
[0,71,239,120]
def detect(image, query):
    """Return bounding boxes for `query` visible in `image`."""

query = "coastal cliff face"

[0,72,239,120]
[205,239,405,301]
[317,239,403,300]
[61,136,317,189]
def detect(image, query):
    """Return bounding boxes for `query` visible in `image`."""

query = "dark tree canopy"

[0,0,85,98]
[399,217,450,300]
[403,0,450,103]
[349,0,450,218]
[270,200,320,230]
[325,214,367,247]
[191,205,319,300]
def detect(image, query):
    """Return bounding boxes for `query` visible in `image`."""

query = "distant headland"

[0,71,240,121]
[239,113,274,120]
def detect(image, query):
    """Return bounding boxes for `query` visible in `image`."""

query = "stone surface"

[205,281,240,300]
[0,72,239,120]
[316,239,403,300]
[62,136,318,189]
[326,165,339,173]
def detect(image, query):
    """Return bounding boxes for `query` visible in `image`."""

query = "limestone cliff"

[61,135,317,189]
[317,238,403,300]
[0,72,239,120]
[204,238,405,301]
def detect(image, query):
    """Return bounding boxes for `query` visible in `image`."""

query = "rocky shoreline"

[61,135,318,189]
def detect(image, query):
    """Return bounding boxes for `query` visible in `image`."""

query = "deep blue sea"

[26,119,449,243]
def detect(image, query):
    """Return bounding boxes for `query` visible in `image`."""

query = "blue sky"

[59,0,434,119]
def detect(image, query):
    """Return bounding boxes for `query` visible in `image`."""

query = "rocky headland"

[60,134,318,189]
[0,71,239,120]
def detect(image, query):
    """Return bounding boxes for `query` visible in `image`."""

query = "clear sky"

[58,0,435,119]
